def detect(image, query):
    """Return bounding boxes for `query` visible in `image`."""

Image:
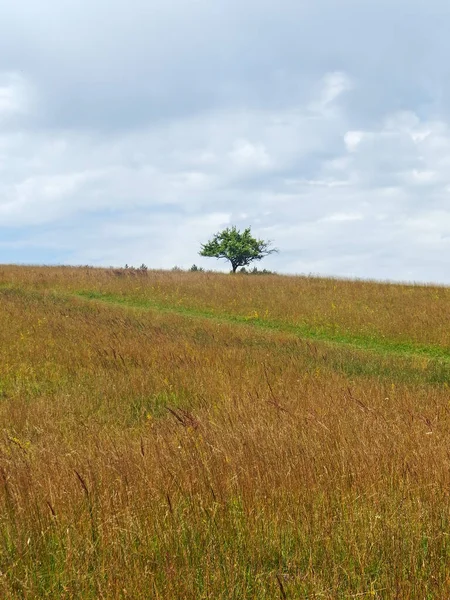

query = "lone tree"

[199,226,278,273]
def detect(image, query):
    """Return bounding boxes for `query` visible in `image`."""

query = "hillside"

[0,266,449,598]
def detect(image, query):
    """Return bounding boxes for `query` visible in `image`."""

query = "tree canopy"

[199,226,278,273]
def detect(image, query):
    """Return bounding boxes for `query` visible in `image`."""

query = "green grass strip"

[74,290,450,363]
[1,284,448,384]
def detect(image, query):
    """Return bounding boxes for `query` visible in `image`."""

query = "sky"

[1,0,450,282]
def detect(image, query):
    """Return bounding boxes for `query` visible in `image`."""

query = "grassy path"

[74,290,450,364]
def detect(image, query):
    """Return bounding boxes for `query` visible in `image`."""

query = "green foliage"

[239,266,277,275]
[199,226,278,273]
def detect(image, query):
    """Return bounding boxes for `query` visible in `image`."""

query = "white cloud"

[2,82,450,280]
[0,72,34,120]
[318,72,352,109]
[321,212,364,222]
[0,82,350,228]
[405,210,450,235]
[229,139,272,170]
[344,131,363,152]
[405,169,437,185]
[2,2,450,282]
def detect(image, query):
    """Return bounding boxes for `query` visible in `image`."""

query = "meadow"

[0,265,449,598]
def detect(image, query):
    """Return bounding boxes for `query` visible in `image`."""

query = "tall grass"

[0,267,449,598]
[2,264,450,346]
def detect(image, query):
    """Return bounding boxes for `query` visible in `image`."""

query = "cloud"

[1,1,450,282]
[344,132,363,153]
[229,140,272,171]
[321,213,364,223]
[0,72,35,126]
[310,72,352,116]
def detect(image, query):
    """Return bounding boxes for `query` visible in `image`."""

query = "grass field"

[0,265,449,599]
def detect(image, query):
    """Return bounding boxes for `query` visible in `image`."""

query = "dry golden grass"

[2,264,450,346]
[0,266,449,598]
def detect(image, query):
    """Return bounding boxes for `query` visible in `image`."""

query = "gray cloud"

[3,0,449,129]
